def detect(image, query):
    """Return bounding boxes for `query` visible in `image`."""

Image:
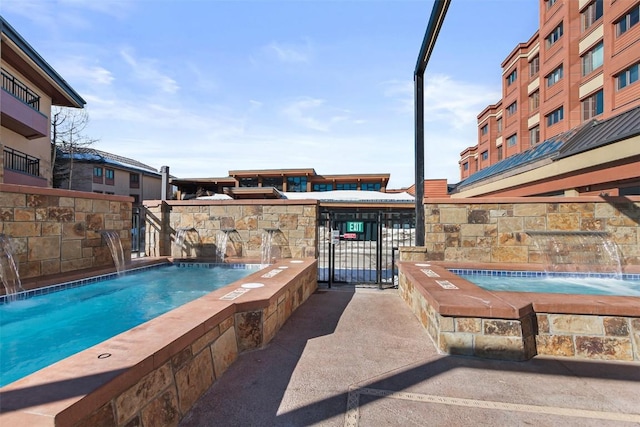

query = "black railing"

[3,147,40,176]
[1,68,40,111]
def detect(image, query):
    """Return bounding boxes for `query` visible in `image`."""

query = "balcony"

[2,146,47,187]
[1,68,47,139]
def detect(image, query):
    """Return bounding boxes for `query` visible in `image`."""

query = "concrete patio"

[179,286,640,426]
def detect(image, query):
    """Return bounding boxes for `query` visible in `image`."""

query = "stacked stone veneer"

[0,184,131,285]
[143,199,318,260]
[423,197,640,267]
[0,260,318,427]
[398,266,537,361]
[536,314,639,361]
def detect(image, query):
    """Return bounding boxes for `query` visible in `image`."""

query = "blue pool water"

[0,264,256,387]
[454,270,640,297]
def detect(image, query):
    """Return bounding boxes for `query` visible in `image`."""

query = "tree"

[50,107,98,189]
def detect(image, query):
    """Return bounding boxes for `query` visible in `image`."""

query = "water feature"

[527,231,623,278]
[0,234,23,302]
[261,227,279,266]
[216,228,238,262]
[174,227,200,257]
[101,230,125,274]
[0,263,258,386]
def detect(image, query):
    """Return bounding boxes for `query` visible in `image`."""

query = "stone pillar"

[399,246,429,262]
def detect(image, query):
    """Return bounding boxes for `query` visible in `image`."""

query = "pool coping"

[398,261,640,362]
[0,258,318,427]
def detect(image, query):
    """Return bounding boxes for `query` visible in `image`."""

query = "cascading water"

[0,234,23,302]
[527,231,622,278]
[216,229,232,263]
[174,227,200,257]
[101,230,125,274]
[260,228,278,267]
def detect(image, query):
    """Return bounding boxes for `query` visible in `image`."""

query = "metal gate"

[317,209,415,288]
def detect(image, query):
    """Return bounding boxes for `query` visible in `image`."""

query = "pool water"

[0,265,255,387]
[457,271,640,297]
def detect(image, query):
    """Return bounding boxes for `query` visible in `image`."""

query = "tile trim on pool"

[0,262,265,304]
[449,268,640,281]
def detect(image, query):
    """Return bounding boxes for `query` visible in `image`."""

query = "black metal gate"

[317,208,415,288]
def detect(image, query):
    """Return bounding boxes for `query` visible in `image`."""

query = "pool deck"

[179,286,640,427]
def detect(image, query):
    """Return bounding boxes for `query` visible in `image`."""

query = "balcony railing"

[3,147,40,177]
[1,68,40,111]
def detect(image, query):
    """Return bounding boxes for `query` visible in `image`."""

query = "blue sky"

[1,0,539,188]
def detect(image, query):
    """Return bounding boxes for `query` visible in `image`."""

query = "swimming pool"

[0,263,257,387]
[453,269,640,297]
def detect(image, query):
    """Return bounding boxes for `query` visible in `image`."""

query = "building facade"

[56,148,162,205]
[460,0,640,180]
[1,17,85,187]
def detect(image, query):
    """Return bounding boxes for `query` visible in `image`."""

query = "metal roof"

[57,147,160,175]
[556,106,640,160]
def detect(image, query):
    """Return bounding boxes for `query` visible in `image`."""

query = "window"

[616,4,639,36]
[507,102,517,116]
[546,106,564,126]
[496,117,502,134]
[313,183,334,191]
[497,145,503,161]
[93,166,103,184]
[130,194,140,205]
[361,183,381,191]
[582,90,604,121]
[129,173,140,189]
[481,124,488,135]
[506,69,517,86]
[262,177,283,190]
[105,168,114,185]
[336,182,357,191]
[546,65,563,87]
[529,126,540,146]
[529,90,540,110]
[529,55,540,77]
[239,177,258,187]
[581,0,603,31]
[463,162,469,171]
[546,22,563,48]
[617,63,639,90]
[507,134,517,147]
[545,0,557,10]
[481,151,488,161]
[582,42,603,76]
[286,176,307,192]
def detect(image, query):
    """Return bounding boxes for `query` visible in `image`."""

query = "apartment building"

[460,0,640,180]
[56,147,162,205]
[1,17,85,187]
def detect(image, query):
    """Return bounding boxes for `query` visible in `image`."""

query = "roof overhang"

[1,17,85,108]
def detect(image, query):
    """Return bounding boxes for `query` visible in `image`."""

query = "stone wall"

[143,199,318,261]
[0,184,132,286]
[423,197,640,268]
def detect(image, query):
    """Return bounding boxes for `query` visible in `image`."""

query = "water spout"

[174,227,200,258]
[216,228,237,263]
[0,234,24,302]
[260,228,279,267]
[527,231,622,278]
[101,231,125,274]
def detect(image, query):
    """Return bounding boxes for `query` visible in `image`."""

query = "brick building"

[460,0,640,180]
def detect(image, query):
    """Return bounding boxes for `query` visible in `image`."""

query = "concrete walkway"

[180,287,640,427]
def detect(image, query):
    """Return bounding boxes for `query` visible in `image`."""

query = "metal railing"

[3,147,40,176]
[1,68,40,111]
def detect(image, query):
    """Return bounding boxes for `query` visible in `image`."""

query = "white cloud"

[120,48,180,94]
[263,41,311,63]
[281,97,355,132]
[54,56,114,86]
